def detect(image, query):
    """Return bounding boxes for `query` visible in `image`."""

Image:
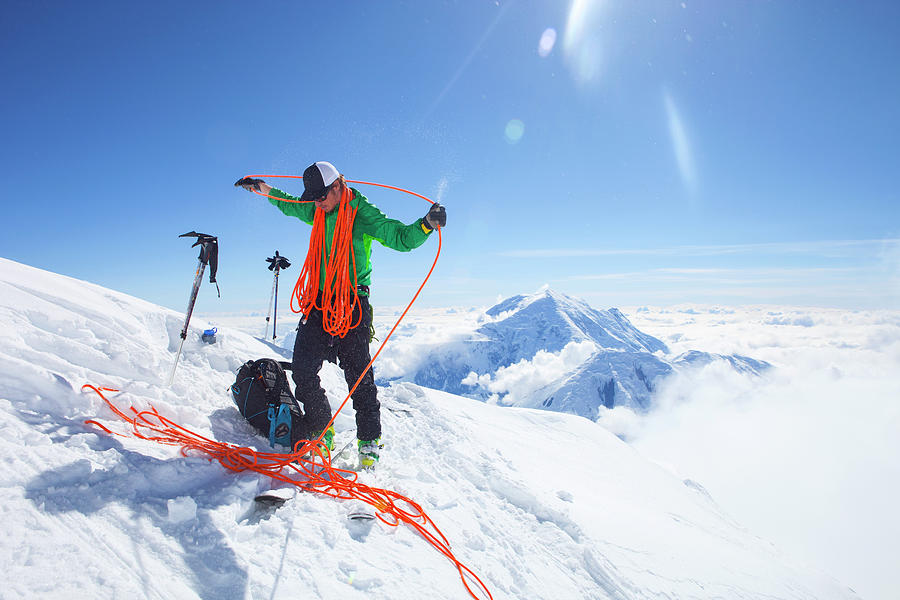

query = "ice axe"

[168,231,219,385]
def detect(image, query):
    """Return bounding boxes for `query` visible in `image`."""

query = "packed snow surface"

[0,258,856,599]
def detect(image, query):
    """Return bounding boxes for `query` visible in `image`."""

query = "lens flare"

[563,0,607,84]
[538,28,557,57]
[663,89,696,192]
[504,119,525,144]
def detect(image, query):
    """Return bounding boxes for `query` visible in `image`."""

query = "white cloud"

[614,305,900,600]
[500,238,900,259]
[369,306,487,380]
[470,340,597,403]
[461,370,491,387]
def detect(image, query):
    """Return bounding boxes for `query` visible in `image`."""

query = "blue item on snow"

[201,327,217,344]
[267,403,293,448]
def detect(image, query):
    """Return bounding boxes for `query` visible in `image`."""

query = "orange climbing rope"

[291,183,361,338]
[242,174,443,438]
[82,385,491,600]
[244,174,367,339]
[243,174,436,341]
[84,179,492,599]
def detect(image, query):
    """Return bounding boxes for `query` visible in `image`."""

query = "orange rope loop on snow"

[83,180,489,599]
[81,381,490,600]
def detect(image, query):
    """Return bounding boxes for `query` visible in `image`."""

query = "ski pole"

[265,251,291,340]
[273,267,280,339]
[169,232,219,385]
[264,272,276,339]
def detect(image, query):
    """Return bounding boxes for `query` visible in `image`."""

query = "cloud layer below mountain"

[619,305,900,600]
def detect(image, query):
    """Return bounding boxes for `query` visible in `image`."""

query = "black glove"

[234,177,264,192]
[424,203,446,230]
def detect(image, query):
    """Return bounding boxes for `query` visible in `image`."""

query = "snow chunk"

[166,496,197,523]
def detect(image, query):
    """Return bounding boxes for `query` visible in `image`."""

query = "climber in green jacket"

[236,161,445,468]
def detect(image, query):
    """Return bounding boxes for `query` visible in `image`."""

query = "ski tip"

[254,494,289,508]
[347,511,376,521]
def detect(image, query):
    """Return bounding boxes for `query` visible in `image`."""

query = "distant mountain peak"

[485,287,586,317]
[403,289,768,419]
[482,288,668,355]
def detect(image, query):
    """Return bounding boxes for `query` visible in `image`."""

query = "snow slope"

[0,258,856,600]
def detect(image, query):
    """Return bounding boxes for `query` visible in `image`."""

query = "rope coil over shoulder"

[292,183,361,338]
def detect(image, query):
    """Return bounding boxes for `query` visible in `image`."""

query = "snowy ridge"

[0,258,855,599]
[396,287,767,418]
[672,350,769,374]
[481,287,668,356]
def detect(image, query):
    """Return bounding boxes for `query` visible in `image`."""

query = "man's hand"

[424,203,446,230]
[234,177,265,192]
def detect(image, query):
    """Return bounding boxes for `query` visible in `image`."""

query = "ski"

[253,486,296,509]
[250,435,383,522]
[330,439,356,464]
[252,487,377,521]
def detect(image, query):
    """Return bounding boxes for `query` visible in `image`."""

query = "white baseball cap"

[300,161,341,201]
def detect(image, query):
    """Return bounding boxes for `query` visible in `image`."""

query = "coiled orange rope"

[292,183,361,338]
[245,175,437,342]
[82,385,491,600]
[245,174,390,339]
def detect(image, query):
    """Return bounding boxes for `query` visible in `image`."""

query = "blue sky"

[2,1,898,312]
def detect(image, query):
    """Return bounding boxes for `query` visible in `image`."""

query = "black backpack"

[230,358,308,450]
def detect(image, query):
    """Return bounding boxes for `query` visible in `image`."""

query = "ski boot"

[358,438,382,469]
[309,426,335,462]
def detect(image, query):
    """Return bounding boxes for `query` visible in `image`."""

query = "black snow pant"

[291,295,380,442]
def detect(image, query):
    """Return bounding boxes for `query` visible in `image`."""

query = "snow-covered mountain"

[392,288,767,418]
[0,258,854,600]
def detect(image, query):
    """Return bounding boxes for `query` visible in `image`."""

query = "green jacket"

[268,187,431,294]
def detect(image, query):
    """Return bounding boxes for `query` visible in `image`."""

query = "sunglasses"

[313,184,335,202]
